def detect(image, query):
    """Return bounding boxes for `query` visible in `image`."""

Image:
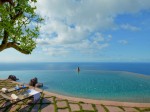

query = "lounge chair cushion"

[1,88,8,93]
[11,94,19,100]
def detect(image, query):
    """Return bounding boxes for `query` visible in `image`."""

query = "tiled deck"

[0,79,150,112]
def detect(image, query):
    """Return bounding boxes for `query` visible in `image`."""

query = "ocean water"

[0,62,150,103]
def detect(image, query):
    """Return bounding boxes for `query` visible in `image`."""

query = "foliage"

[0,0,43,54]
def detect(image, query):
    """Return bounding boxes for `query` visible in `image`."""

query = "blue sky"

[0,0,150,62]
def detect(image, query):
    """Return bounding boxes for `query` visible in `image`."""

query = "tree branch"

[7,42,30,54]
[0,43,6,51]
[2,30,8,44]
[0,42,30,54]
[12,11,23,21]
[0,30,8,51]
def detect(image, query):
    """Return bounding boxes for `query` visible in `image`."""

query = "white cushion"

[11,94,18,100]
[1,88,8,93]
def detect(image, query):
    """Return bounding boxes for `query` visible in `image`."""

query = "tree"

[0,0,43,54]
[0,0,14,6]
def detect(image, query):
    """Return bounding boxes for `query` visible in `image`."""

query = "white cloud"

[37,34,109,56]
[106,35,112,41]
[118,40,128,45]
[41,47,69,56]
[92,33,105,42]
[35,0,150,56]
[121,24,140,31]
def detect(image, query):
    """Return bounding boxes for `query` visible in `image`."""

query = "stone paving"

[0,80,150,112]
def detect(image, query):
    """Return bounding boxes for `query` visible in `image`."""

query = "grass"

[118,106,125,111]
[101,104,109,112]
[92,104,98,112]
[53,97,57,112]
[38,94,44,112]
[66,99,71,112]
[78,102,83,111]
[134,107,142,112]
[141,108,150,112]
[27,100,36,112]
[56,100,70,112]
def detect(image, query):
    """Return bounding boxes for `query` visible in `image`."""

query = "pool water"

[0,70,150,103]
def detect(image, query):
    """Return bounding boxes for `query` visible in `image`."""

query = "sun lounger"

[0,85,28,93]
[0,86,28,101]
[0,89,41,109]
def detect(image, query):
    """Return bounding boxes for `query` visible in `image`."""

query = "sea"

[0,62,150,103]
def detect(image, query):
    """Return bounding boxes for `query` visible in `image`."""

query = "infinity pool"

[0,70,150,103]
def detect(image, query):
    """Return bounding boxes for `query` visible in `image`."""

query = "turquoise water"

[0,70,150,103]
